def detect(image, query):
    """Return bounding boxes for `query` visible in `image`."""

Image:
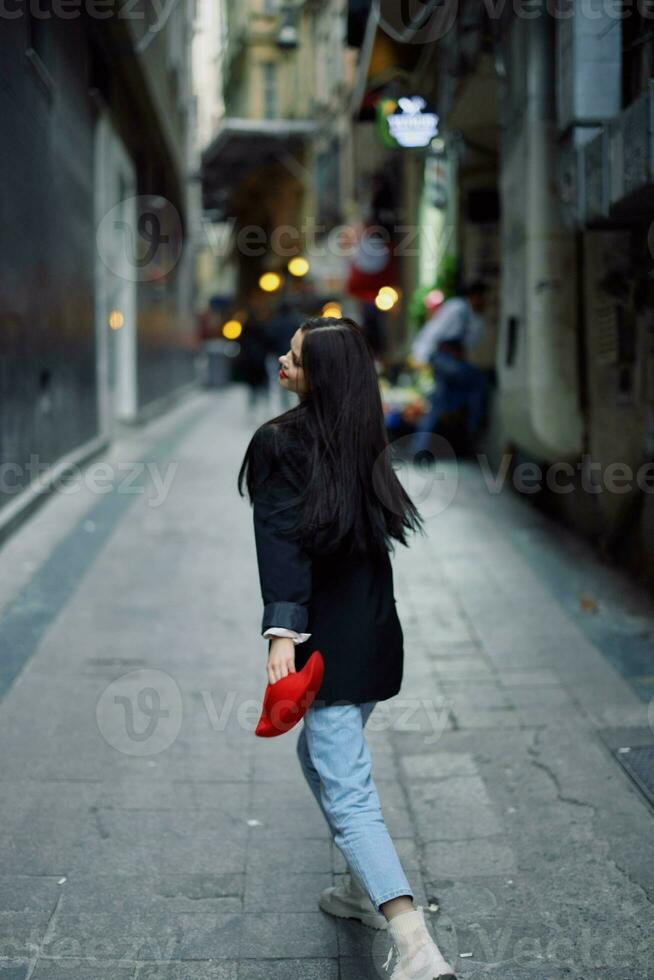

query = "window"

[622,3,654,107]
[316,138,342,227]
[505,316,519,368]
[27,12,49,63]
[262,61,276,119]
[25,6,54,98]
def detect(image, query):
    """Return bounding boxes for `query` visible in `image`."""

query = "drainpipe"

[524,13,583,460]
[349,0,381,117]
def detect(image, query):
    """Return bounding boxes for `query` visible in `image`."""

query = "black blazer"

[249,416,404,707]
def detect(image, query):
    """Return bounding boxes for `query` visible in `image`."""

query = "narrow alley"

[1,388,653,980]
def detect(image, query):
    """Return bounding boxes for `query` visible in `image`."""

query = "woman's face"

[278,328,309,398]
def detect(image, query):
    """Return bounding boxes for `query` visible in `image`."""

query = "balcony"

[579,81,654,225]
[609,80,654,215]
[200,116,318,218]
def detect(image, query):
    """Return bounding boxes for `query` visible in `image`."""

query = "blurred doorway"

[94,114,138,435]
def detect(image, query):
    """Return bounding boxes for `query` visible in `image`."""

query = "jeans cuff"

[373,888,415,910]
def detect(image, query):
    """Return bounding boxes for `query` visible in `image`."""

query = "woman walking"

[238,316,457,980]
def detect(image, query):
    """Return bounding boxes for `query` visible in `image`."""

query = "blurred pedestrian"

[198,294,229,343]
[238,306,271,420]
[265,299,304,411]
[411,280,490,455]
[237,316,458,980]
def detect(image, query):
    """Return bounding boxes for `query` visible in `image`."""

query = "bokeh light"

[259,272,282,292]
[321,302,342,318]
[288,256,310,277]
[222,319,243,339]
[108,309,124,330]
[375,286,399,311]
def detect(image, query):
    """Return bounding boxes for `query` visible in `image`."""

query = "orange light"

[222,319,243,340]
[259,272,282,293]
[375,286,399,311]
[288,257,310,277]
[108,309,124,330]
[321,302,342,318]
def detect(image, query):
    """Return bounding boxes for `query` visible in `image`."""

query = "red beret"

[255,650,325,738]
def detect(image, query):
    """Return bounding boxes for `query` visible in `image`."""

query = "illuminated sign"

[424,145,449,209]
[379,96,440,149]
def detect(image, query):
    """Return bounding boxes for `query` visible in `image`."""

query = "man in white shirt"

[411,281,489,455]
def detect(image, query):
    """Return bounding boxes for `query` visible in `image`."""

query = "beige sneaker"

[382,905,457,979]
[319,872,388,930]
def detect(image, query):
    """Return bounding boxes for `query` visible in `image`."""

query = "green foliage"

[407,253,459,335]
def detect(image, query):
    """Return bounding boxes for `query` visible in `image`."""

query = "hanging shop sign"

[376,96,439,149]
[424,146,449,209]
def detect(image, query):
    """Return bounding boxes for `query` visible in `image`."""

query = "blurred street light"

[375,286,399,311]
[108,309,124,330]
[288,256,310,277]
[322,302,342,317]
[222,319,243,339]
[277,4,299,49]
[259,272,283,293]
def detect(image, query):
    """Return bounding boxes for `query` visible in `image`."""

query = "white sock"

[388,906,425,947]
[388,907,455,975]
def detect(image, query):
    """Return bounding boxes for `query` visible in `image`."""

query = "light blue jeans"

[296,700,414,912]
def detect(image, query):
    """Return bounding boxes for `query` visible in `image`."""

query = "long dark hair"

[237,316,424,558]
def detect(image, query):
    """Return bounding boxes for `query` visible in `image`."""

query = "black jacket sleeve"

[250,425,312,636]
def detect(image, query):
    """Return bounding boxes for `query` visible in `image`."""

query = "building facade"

[201,0,356,303]
[0,4,198,537]
[372,0,654,585]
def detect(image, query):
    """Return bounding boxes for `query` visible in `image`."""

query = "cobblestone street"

[1,388,653,980]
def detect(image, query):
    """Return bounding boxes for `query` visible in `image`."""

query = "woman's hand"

[267,636,296,684]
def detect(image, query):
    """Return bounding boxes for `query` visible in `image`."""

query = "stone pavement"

[0,385,653,980]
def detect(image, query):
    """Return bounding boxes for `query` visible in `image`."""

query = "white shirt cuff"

[264,627,312,645]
